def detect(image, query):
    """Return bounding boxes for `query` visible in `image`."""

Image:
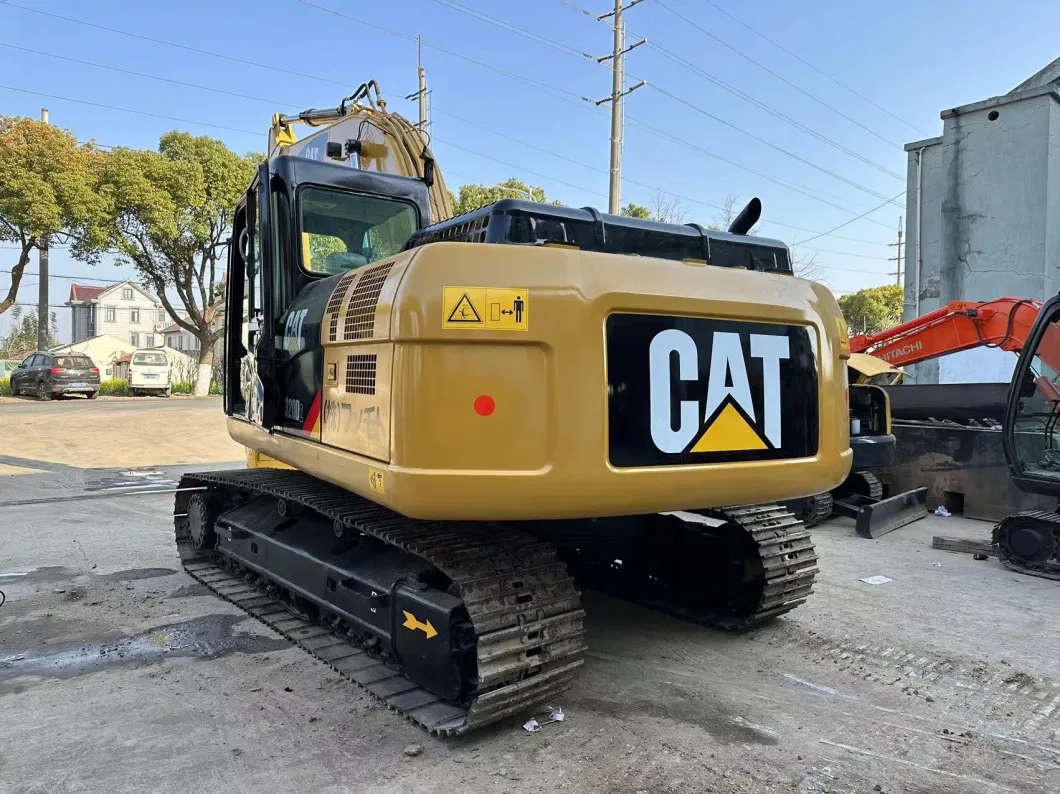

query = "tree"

[789,243,827,284]
[620,203,651,219]
[0,305,57,359]
[90,133,258,395]
[837,284,903,335]
[0,116,110,316]
[451,178,557,215]
[650,190,689,225]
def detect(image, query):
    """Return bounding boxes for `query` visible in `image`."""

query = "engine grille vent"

[345,354,377,395]
[406,215,488,248]
[326,271,358,343]
[344,262,393,340]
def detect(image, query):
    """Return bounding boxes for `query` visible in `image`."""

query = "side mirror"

[16,363,24,369]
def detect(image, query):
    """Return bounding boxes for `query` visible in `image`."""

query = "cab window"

[299,187,417,275]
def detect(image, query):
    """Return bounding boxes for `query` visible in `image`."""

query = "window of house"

[158,308,166,323]
[130,308,140,323]
[122,287,133,300]
[105,308,116,322]
[131,332,140,346]
[146,334,155,347]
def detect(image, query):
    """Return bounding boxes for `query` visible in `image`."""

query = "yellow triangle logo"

[446,292,483,324]
[690,403,768,453]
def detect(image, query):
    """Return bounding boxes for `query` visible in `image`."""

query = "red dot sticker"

[474,395,496,416]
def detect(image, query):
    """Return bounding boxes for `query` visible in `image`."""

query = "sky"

[1,0,1057,342]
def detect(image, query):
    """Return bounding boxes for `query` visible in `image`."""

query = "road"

[0,396,244,472]
[0,401,1058,792]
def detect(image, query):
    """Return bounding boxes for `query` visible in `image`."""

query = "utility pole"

[405,37,429,139]
[593,0,646,214]
[888,216,903,286]
[37,107,50,353]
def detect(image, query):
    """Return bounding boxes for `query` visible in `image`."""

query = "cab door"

[225,164,279,429]
[1003,295,1060,498]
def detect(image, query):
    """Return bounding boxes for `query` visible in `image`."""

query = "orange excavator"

[851,298,1053,371]
[851,296,1060,580]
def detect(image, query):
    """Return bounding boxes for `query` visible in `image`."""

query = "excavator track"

[800,491,835,528]
[173,469,586,736]
[562,504,819,632]
[691,504,820,630]
[850,471,884,500]
[993,510,1060,581]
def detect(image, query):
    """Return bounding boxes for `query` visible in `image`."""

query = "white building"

[162,321,201,356]
[67,281,170,348]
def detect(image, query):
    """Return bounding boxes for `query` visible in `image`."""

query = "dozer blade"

[832,488,928,539]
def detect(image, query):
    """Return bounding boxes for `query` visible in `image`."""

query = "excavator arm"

[850,298,1049,367]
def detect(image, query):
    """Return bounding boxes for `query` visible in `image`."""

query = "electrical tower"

[405,37,430,138]
[592,0,646,214]
[37,107,50,352]
[889,216,903,286]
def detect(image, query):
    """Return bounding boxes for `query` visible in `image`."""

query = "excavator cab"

[995,294,1060,579]
[223,155,430,433]
[1003,294,1060,488]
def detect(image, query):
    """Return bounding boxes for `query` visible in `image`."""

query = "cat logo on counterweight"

[649,328,787,454]
[605,314,818,468]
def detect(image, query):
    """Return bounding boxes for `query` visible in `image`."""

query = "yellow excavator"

[174,83,853,735]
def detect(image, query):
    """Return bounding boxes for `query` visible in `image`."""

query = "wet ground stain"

[0,614,291,691]
[101,567,178,582]
[168,582,211,599]
[0,566,177,586]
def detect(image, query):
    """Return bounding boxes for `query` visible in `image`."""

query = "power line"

[1,269,129,284]
[645,84,901,205]
[796,247,892,262]
[427,106,893,241]
[0,1,351,89]
[557,0,904,180]
[430,0,905,204]
[0,42,299,108]
[701,0,932,136]
[0,85,259,137]
[651,0,909,150]
[299,0,899,225]
[295,0,587,105]
[794,192,906,245]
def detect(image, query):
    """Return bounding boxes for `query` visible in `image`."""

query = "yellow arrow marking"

[402,610,438,639]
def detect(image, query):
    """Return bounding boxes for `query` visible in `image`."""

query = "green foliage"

[451,178,559,215]
[0,115,111,315]
[620,203,652,220]
[0,305,57,359]
[0,378,10,397]
[87,132,258,393]
[171,382,195,394]
[209,380,222,395]
[99,378,129,396]
[838,284,904,335]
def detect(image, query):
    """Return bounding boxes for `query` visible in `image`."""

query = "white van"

[129,349,172,397]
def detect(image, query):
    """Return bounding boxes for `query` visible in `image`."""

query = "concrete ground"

[1,400,1059,793]
[0,396,244,470]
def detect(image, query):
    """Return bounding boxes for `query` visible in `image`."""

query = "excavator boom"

[851,298,1047,366]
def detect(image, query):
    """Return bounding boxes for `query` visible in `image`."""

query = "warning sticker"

[443,286,529,331]
[444,289,484,327]
[368,468,386,496]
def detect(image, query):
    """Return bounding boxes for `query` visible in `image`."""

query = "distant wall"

[904,86,1060,384]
